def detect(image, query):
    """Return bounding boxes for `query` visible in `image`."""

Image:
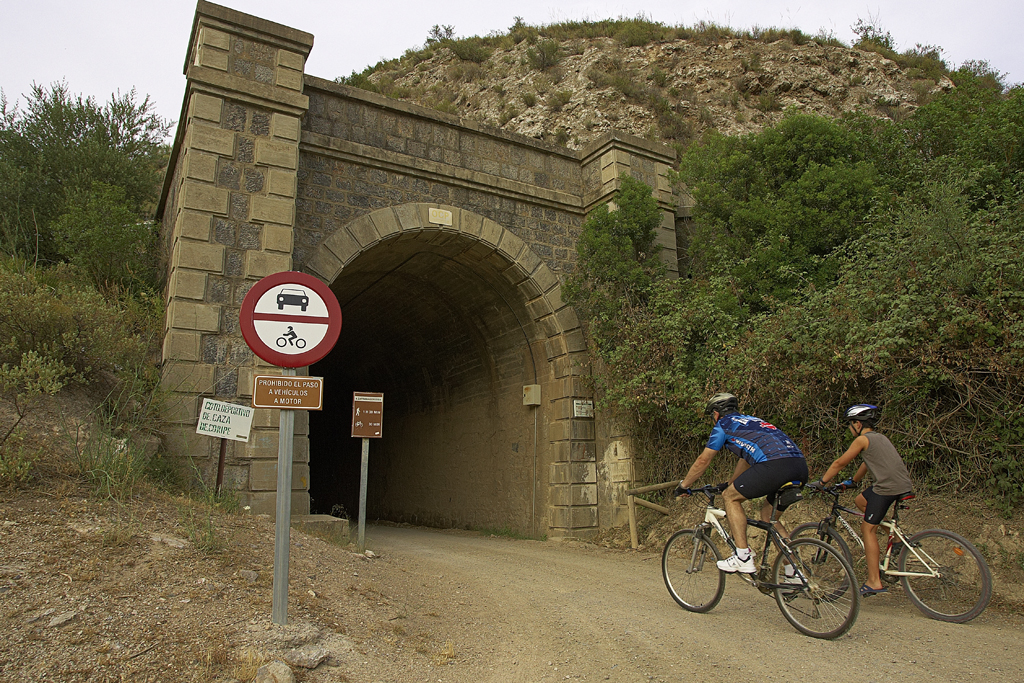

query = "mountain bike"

[662,483,860,639]
[791,484,992,623]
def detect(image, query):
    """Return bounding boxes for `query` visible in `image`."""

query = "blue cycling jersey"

[706,413,804,466]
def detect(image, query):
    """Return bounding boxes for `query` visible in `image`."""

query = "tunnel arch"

[304,203,585,535]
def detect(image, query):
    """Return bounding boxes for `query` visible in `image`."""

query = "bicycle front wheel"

[774,537,860,639]
[662,529,725,613]
[899,529,992,623]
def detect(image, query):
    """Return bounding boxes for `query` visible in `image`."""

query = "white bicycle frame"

[698,503,777,578]
[830,509,942,580]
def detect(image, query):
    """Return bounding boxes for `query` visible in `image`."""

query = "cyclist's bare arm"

[819,436,868,483]
[679,447,718,490]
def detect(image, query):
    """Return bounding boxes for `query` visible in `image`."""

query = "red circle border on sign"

[239,271,342,368]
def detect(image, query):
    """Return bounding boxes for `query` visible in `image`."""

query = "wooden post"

[627,495,639,549]
[633,497,670,515]
[215,438,227,494]
[624,481,680,549]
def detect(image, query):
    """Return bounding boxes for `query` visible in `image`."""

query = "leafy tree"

[677,114,880,309]
[0,82,170,281]
[563,174,665,349]
[52,182,159,293]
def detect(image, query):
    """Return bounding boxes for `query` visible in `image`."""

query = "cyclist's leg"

[721,485,751,550]
[759,458,808,538]
[860,487,899,591]
[861,520,884,589]
[760,499,788,538]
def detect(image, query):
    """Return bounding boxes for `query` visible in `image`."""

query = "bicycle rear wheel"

[899,529,992,623]
[662,529,725,613]
[774,538,860,639]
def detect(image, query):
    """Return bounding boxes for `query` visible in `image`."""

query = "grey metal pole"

[357,437,369,552]
[272,367,297,625]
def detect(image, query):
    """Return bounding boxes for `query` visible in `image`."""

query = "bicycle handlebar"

[679,483,730,496]
[804,483,847,497]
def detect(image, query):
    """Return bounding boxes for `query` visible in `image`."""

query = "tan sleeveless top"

[862,431,913,496]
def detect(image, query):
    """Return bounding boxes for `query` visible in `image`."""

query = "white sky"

[2,0,1021,131]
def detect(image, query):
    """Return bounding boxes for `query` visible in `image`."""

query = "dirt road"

[2,487,1020,682]
[360,525,1021,683]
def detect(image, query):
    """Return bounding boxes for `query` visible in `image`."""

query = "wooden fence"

[624,480,678,549]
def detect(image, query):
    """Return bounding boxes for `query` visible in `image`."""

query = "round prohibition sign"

[239,272,342,368]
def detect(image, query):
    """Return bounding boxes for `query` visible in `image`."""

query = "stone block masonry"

[158,1,314,513]
[159,1,682,535]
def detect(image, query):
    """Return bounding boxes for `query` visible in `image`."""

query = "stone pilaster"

[158,1,314,515]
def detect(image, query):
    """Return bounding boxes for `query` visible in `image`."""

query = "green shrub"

[527,40,561,70]
[499,106,519,126]
[613,17,668,47]
[337,68,380,92]
[72,425,150,502]
[756,92,780,112]
[0,83,169,266]
[0,428,36,486]
[520,91,537,108]
[546,90,573,112]
[448,37,492,64]
[508,16,538,45]
[52,182,160,293]
[0,265,157,385]
[568,83,1024,500]
[1,350,75,454]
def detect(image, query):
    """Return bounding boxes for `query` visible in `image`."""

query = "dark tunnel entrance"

[308,229,547,533]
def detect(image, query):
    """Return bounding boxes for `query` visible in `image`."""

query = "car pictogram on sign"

[276,288,309,311]
[239,272,342,368]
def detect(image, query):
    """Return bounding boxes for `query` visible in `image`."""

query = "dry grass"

[232,647,271,681]
[432,639,456,666]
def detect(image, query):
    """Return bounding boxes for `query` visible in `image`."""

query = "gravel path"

[1,489,1020,682]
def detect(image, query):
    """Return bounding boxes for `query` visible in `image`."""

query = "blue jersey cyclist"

[675,393,809,574]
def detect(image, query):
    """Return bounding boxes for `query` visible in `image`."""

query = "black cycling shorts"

[861,486,912,525]
[732,458,809,509]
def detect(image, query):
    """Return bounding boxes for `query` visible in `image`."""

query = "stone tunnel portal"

[309,227,548,535]
[157,1,678,539]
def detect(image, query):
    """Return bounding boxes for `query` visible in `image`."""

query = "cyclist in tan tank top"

[809,404,914,597]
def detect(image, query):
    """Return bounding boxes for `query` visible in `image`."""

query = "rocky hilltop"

[347,28,952,150]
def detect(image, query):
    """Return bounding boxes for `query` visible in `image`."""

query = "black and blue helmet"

[705,392,739,415]
[844,404,880,423]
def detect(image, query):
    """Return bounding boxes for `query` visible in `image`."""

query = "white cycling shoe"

[717,553,757,573]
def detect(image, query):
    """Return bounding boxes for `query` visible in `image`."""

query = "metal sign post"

[358,437,369,552]
[351,392,384,552]
[272,367,296,625]
[239,272,342,626]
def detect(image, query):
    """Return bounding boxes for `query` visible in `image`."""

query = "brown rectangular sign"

[252,375,324,410]
[351,392,383,438]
